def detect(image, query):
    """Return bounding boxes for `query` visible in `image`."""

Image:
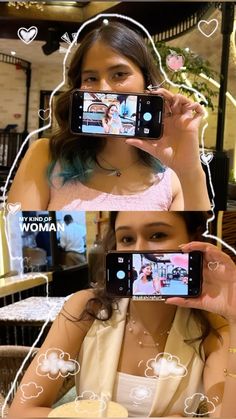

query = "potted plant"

[228,169,236,200]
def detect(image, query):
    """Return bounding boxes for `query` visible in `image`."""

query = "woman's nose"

[133,238,150,251]
[98,79,113,91]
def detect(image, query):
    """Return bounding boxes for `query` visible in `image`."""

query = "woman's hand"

[166,242,236,323]
[125,88,205,176]
[102,118,110,134]
[153,277,161,294]
[126,88,210,210]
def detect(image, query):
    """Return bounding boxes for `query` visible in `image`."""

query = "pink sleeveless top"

[47,168,173,211]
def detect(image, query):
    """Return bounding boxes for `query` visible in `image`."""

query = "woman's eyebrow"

[107,64,131,71]
[115,226,132,233]
[144,222,172,228]
[81,69,98,74]
[82,64,131,74]
[115,222,172,233]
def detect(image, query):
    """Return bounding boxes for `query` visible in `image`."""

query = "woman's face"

[143,265,152,275]
[81,41,145,92]
[115,212,191,251]
[109,106,118,117]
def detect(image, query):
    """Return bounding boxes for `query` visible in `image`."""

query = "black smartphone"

[106,250,203,299]
[70,90,164,140]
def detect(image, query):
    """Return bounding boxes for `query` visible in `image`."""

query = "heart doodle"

[198,19,218,38]
[17,26,38,45]
[38,108,50,121]
[208,261,220,271]
[200,152,213,165]
[7,202,22,215]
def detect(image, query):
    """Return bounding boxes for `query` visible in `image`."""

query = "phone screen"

[106,251,202,298]
[70,90,164,139]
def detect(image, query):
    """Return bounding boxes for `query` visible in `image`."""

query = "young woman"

[8,21,210,211]
[133,263,160,295]
[102,104,124,135]
[8,211,236,417]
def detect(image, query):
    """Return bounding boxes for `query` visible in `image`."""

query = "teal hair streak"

[47,155,96,185]
[47,153,165,185]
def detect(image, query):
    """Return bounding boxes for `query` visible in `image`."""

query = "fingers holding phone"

[147,88,205,126]
[166,242,236,322]
[125,89,205,174]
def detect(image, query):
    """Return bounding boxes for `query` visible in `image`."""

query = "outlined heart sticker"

[197,19,218,38]
[17,26,38,44]
[38,108,50,121]
[7,202,22,214]
[200,152,213,165]
[208,261,220,271]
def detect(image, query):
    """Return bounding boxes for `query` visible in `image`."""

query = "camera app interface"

[82,92,138,136]
[108,252,191,297]
[132,253,189,297]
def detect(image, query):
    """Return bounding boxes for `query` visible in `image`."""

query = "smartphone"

[70,90,164,140]
[106,250,203,299]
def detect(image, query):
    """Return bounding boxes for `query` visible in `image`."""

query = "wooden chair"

[87,103,107,113]
[23,247,48,271]
[0,391,8,417]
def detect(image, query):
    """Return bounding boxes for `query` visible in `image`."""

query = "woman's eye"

[150,232,168,240]
[117,236,134,244]
[83,76,97,83]
[113,72,129,80]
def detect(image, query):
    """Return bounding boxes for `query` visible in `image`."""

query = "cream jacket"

[76,299,205,417]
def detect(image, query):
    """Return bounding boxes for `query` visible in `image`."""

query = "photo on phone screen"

[70,90,164,139]
[106,251,202,298]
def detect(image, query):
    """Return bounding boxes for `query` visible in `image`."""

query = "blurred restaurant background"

[0,209,236,414]
[0,1,235,209]
[0,210,235,344]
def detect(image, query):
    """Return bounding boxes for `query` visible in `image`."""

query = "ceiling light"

[8,2,46,12]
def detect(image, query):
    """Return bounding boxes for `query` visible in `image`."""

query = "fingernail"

[178,244,187,248]
[165,299,174,304]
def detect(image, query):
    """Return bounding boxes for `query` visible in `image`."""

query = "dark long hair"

[80,211,222,357]
[139,263,153,281]
[48,21,164,184]
[104,104,119,123]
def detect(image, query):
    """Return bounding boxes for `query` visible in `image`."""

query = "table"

[0,296,65,326]
[0,296,66,345]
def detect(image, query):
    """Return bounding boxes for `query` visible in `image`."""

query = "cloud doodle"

[75,391,109,415]
[145,352,187,379]
[184,393,216,416]
[76,391,98,401]
[20,382,43,399]
[130,385,152,405]
[36,348,80,380]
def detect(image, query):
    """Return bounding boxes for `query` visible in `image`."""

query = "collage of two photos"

[0,209,236,417]
[0,1,236,418]
[0,1,235,211]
